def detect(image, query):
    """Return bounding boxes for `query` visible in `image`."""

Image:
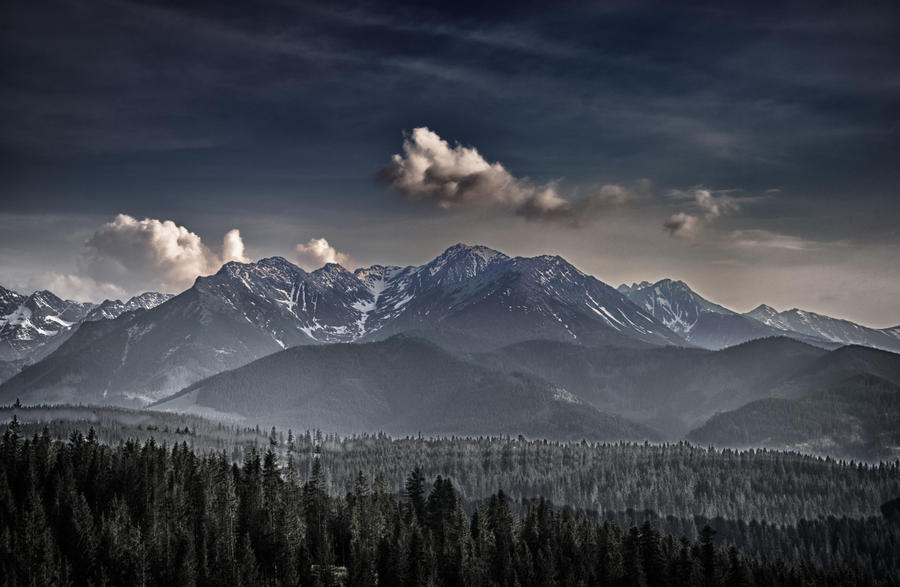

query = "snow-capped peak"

[125,292,174,311]
[619,278,734,336]
[742,305,900,352]
[0,289,96,361]
[422,243,508,282]
[83,292,174,322]
[745,304,783,327]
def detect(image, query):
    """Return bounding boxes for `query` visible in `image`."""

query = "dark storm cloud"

[4,0,898,189]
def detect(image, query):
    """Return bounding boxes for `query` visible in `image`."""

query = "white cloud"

[694,189,739,219]
[11,215,354,300]
[663,212,701,238]
[664,188,739,238]
[222,228,249,263]
[379,127,634,224]
[591,184,637,206]
[75,214,249,296]
[730,229,821,251]
[294,238,351,270]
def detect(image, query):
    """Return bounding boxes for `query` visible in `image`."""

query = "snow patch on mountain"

[552,386,580,404]
[1,290,95,362]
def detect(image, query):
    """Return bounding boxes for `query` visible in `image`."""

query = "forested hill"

[151,335,660,441]
[4,405,899,525]
[3,424,900,586]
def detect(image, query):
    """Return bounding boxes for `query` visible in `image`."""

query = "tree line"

[6,406,899,526]
[2,420,898,585]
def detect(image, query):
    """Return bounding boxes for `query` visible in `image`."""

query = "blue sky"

[1,0,898,325]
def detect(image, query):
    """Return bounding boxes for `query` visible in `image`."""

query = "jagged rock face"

[0,286,25,317]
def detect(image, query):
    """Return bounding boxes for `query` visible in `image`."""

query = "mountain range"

[745,304,900,352]
[0,288,94,364]
[148,334,900,457]
[152,335,660,441]
[0,245,683,405]
[617,279,900,352]
[0,288,172,381]
[1,243,898,457]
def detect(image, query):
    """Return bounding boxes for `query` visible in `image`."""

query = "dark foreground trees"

[1,424,897,586]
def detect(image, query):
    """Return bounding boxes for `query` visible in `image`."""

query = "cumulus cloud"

[222,229,249,263]
[76,214,248,295]
[592,184,638,206]
[664,188,739,238]
[294,238,351,270]
[379,127,634,224]
[663,212,701,238]
[694,189,739,219]
[27,215,353,299]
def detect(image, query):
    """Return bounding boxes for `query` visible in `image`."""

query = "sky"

[1,0,898,326]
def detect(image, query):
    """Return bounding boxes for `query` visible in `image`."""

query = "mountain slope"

[152,335,660,441]
[475,337,900,452]
[618,279,790,350]
[618,280,861,351]
[688,373,900,460]
[0,288,173,384]
[618,279,732,334]
[0,286,28,381]
[472,336,829,435]
[685,312,789,350]
[746,305,900,353]
[0,282,300,406]
[0,257,399,405]
[766,344,900,399]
